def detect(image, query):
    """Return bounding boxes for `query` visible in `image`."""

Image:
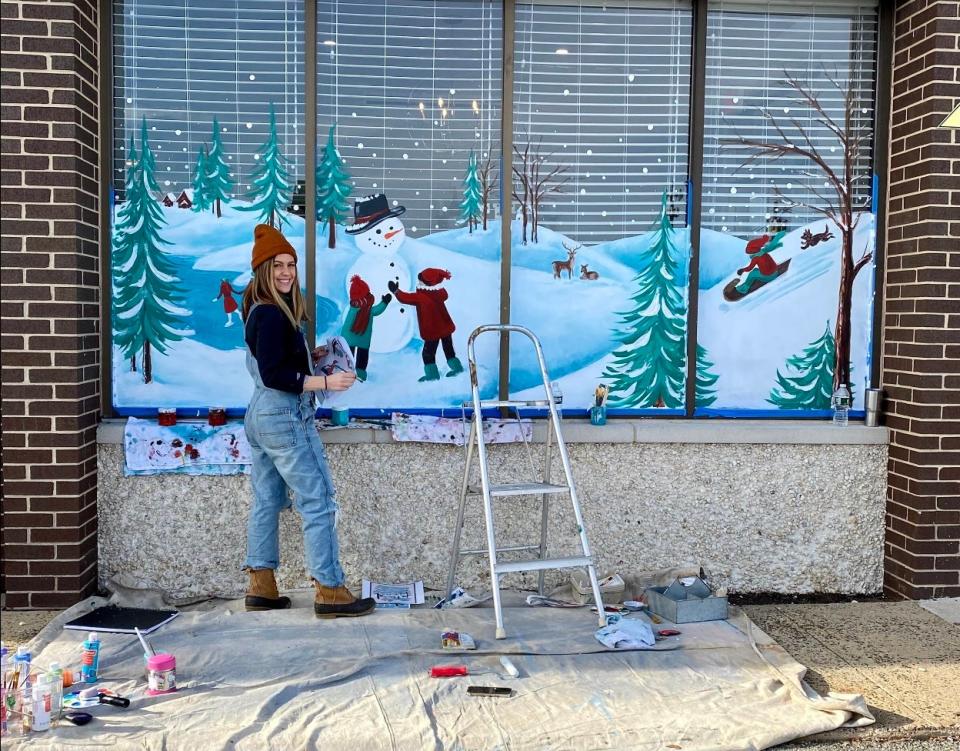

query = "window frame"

[98,0,891,420]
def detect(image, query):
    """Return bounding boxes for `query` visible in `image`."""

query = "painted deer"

[580,264,599,280]
[553,242,580,279]
[800,224,834,250]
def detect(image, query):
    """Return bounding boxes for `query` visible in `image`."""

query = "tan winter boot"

[245,568,292,611]
[313,580,375,619]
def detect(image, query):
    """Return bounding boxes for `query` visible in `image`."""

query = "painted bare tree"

[478,155,498,231]
[728,70,872,395]
[512,141,532,244]
[512,138,569,244]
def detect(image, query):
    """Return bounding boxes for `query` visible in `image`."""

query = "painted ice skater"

[339,275,391,382]
[213,278,244,327]
[388,267,464,382]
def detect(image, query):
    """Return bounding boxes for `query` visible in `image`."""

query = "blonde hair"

[241,259,307,330]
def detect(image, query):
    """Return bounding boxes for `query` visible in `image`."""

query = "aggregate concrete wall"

[97,435,887,600]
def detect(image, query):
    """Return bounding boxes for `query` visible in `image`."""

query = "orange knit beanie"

[251,224,297,270]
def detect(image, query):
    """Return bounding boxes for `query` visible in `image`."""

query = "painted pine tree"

[239,104,292,228]
[112,119,190,384]
[316,124,352,248]
[768,322,835,409]
[603,193,687,408]
[113,135,141,373]
[695,343,719,407]
[205,117,234,218]
[458,150,483,233]
[190,144,213,213]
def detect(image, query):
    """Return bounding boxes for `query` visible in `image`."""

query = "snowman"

[345,194,415,354]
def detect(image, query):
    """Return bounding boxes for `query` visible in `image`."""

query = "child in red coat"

[388,268,464,382]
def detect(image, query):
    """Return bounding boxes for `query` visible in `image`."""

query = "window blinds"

[513,0,693,243]
[316,0,503,237]
[701,0,878,237]
[112,0,305,197]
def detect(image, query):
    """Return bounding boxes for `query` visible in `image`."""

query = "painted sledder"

[722,230,790,302]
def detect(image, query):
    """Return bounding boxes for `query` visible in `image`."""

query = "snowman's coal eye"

[376,229,382,234]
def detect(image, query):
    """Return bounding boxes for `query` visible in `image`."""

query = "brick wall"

[882,0,960,599]
[1,0,100,608]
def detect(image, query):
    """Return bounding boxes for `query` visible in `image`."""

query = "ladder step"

[458,544,541,557]
[468,482,569,497]
[495,556,593,574]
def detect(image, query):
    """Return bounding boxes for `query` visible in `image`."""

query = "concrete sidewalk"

[2,597,957,749]
[743,599,959,749]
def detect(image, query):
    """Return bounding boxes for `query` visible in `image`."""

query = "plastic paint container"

[80,632,100,683]
[330,406,349,426]
[146,654,177,696]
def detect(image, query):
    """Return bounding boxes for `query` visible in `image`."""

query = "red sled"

[722,259,791,302]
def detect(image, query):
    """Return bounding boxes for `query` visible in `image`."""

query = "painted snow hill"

[696,214,876,412]
[112,201,875,416]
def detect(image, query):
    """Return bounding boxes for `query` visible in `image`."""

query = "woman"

[241,224,375,618]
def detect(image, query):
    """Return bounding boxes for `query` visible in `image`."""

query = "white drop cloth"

[9,592,872,750]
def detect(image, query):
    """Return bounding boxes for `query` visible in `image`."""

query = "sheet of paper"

[361,579,425,609]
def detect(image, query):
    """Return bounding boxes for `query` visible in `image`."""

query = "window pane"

[697,0,878,413]
[509,1,694,413]
[315,0,503,410]
[111,0,305,412]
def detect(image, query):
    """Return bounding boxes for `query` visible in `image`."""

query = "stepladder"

[445,324,607,639]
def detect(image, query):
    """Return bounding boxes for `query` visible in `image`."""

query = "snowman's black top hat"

[346,193,406,234]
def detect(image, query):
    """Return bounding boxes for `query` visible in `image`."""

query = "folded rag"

[594,618,656,649]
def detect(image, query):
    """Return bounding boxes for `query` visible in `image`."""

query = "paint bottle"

[31,679,51,732]
[46,663,63,724]
[80,632,101,683]
[13,647,31,692]
[146,653,177,696]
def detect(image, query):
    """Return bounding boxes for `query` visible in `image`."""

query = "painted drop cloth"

[12,593,872,750]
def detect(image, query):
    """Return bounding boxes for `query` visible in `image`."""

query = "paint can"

[207,406,227,427]
[331,406,349,427]
[158,408,177,427]
[589,406,607,426]
[146,653,177,696]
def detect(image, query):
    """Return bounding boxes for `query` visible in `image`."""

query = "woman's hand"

[325,371,357,391]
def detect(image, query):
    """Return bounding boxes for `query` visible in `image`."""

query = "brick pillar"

[1,1,100,608]
[882,0,960,599]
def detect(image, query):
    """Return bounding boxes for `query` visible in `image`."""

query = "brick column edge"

[882,0,960,600]
[1,0,101,609]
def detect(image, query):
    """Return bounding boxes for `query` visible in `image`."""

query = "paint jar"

[207,406,227,427]
[158,408,177,427]
[146,653,177,696]
[589,406,607,426]
[331,406,349,427]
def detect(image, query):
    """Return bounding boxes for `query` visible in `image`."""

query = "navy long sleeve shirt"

[244,304,309,394]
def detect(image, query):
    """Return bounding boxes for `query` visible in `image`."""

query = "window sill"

[96,418,887,446]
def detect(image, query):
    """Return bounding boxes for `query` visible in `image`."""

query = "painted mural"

[110,115,874,415]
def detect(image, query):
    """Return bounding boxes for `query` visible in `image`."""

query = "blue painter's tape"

[871,173,879,214]
[686,179,694,227]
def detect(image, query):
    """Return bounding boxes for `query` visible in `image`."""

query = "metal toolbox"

[645,576,728,623]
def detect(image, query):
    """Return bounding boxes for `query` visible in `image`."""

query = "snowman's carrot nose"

[384,228,403,240]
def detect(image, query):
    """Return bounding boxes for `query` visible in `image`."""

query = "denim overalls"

[242,303,345,586]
